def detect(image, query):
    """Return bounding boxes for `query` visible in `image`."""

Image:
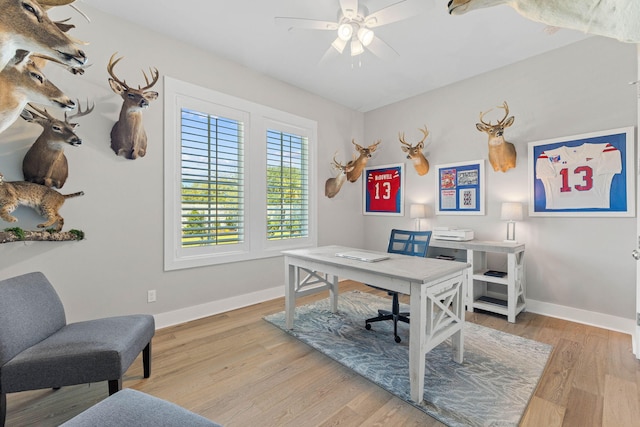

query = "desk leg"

[285,262,296,329]
[329,274,338,313]
[451,276,465,363]
[409,284,426,404]
[507,253,516,323]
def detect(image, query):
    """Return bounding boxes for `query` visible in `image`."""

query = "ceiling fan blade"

[319,44,341,65]
[339,0,359,19]
[365,35,399,60]
[274,17,338,31]
[364,0,421,28]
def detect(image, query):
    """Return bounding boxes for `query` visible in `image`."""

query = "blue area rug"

[264,291,551,427]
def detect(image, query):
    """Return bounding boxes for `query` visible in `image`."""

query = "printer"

[432,227,474,241]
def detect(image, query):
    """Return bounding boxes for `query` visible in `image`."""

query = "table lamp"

[500,202,523,242]
[410,204,427,231]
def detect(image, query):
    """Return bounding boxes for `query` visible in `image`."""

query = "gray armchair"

[0,272,155,427]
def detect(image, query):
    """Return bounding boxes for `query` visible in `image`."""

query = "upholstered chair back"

[0,272,66,367]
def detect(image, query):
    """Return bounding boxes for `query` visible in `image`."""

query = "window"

[164,77,317,270]
[181,111,244,248]
[266,129,309,241]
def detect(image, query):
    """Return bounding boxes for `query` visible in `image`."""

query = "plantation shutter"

[266,129,309,240]
[180,108,244,247]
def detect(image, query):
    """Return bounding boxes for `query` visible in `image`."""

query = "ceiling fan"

[275,0,422,60]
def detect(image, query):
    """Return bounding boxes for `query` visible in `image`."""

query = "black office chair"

[365,229,432,343]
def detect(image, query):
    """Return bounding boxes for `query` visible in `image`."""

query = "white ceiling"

[78,0,590,112]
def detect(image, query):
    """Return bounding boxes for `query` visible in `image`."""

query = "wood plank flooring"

[5,281,640,426]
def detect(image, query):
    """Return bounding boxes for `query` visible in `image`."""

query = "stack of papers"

[335,251,389,263]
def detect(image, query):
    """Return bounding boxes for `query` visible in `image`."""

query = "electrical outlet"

[147,290,157,303]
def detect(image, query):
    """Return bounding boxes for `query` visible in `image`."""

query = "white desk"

[429,239,526,322]
[282,245,469,404]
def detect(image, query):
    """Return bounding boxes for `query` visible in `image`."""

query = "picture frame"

[435,159,485,215]
[528,127,635,217]
[363,163,404,216]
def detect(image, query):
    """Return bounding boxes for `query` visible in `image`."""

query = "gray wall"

[363,37,637,330]
[0,6,365,325]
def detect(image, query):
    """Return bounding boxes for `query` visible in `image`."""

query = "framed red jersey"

[363,164,404,216]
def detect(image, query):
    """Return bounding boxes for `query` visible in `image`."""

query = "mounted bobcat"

[0,173,83,231]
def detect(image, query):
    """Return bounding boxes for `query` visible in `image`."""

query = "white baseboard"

[526,298,636,337]
[153,286,285,329]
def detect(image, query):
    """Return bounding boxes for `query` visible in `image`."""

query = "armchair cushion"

[1,315,154,392]
[60,389,221,427]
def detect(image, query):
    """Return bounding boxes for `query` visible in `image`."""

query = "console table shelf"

[428,239,526,323]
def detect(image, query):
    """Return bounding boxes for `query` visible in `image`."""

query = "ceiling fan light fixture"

[357,27,374,46]
[337,23,353,41]
[350,39,364,56]
[331,37,348,54]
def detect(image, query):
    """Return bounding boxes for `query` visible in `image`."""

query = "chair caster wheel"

[365,323,372,330]
[395,336,401,343]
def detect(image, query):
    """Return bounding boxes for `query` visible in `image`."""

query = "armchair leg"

[1,392,6,427]
[108,378,122,395]
[143,341,151,378]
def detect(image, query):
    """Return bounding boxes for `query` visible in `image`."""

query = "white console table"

[428,239,525,323]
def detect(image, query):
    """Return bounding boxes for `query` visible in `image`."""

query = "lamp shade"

[350,39,364,56]
[331,37,347,54]
[410,204,427,219]
[500,202,523,221]
[337,23,353,41]
[357,27,374,46]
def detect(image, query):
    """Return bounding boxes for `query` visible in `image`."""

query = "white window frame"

[164,76,317,271]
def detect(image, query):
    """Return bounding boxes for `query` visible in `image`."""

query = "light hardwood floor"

[6,281,640,426]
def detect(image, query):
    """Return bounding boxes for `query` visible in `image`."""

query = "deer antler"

[38,0,76,6]
[479,108,493,126]
[107,53,128,89]
[25,103,55,120]
[418,126,429,143]
[331,152,342,169]
[496,101,509,124]
[108,53,159,91]
[480,102,510,126]
[369,140,381,151]
[65,99,94,122]
[399,132,410,147]
[399,126,429,146]
[139,67,159,91]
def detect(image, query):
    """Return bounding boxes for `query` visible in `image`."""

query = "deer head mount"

[20,101,93,188]
[399,125,430,176]
[346,139,381,183]
[476,101,516,173]
[325,153,355,198]
[0,0,87,72]
[107,53,159,160]
[0,52,76,135]
[448,0,640,43]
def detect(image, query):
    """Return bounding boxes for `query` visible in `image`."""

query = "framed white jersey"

[535,143,621,209]
[528,127,634,217]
